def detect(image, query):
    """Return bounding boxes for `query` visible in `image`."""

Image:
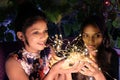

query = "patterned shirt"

[16,47,51,80]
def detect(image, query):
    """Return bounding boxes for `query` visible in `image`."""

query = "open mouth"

[37,42,46,47]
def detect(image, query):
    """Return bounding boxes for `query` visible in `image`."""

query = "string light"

[49,34,89,66]
[104,0,111,6]
[49,34,117,80]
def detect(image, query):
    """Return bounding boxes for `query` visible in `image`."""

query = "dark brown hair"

[14,1,47,34]
[80,15,118,79]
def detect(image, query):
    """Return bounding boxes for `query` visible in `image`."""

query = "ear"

[17,32,25,41]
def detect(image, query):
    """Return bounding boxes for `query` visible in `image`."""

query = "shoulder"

[110,48,119,63]
[109,48,119,59]
[108,48,119,80]
[106,47,118,58]
[5,52,29,80]
[5,53,22,73]
[106,47,119,67]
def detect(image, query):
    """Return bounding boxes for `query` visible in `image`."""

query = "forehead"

[27,20,47,31]
[83,24,100,33]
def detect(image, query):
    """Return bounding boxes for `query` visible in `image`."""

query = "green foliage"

[114,37,120,48]
[63,22,80,37]
[35,0,77,23]
[0,0,13,7]
[45,10,63,24]
[0,0,120,48]
[63,24,72,36]
[112,16,120,28]
[118,4,120,10]
[0,0,14,21]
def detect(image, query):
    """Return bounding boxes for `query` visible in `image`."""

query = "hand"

[86,45,98,61]
[50,58,83,74]
[45,58,80,80]
[79,58,106,80]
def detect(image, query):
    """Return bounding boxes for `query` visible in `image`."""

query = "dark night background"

[0,0,120,80]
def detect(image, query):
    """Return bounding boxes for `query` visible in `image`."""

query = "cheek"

[29,37,39,42]
[95,38,103,47]
[45,33,48,39]
[83,38,88,43]
[82,38,89,44]
[26,36,37,44]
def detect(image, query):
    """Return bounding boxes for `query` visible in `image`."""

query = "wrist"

[43,68,57,80]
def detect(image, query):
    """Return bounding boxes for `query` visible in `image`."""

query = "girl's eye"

[44,30,48,33]
[94,33,103,38]
[32,30,48,34]
[82,34,88,38]
[33,31,39,34]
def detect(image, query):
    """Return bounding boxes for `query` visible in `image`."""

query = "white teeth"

[94,50,98,52]
[39,43,46,47]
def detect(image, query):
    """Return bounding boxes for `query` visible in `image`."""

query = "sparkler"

[49,34,117,80]
[49,34,89,68]
[50,34,89,56]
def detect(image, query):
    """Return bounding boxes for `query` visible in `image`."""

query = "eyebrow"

[31,28,48,31]
[83,32,103,36]
[91,31,101,33]
[94,32,102,34]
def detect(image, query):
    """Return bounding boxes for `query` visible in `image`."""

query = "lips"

[37,42,46,47]
[88,45,94,48]
[86,45,96,50]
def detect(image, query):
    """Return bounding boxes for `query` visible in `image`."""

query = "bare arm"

[5,57,29,80]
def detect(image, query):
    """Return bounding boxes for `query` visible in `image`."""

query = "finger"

[86,58,98,68]
[61,61,83,73]
[84,62,96,72]
[77,61,85,71]
[71,61,84,73]
[64,61,80,73]
[82,62,100,76]
[79,65,92,76]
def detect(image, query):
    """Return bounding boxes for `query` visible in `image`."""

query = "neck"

[23,48,41,56]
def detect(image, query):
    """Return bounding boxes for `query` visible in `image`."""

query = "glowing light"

[104,0,111,6]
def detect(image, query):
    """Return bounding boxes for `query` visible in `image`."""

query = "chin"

[38,48,44,51]
[36,45,45,50]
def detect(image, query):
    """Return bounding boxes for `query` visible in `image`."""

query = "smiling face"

[17,20,48,53]
[82,24,103,51]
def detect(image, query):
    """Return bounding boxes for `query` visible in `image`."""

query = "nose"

[88,37,95,44]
